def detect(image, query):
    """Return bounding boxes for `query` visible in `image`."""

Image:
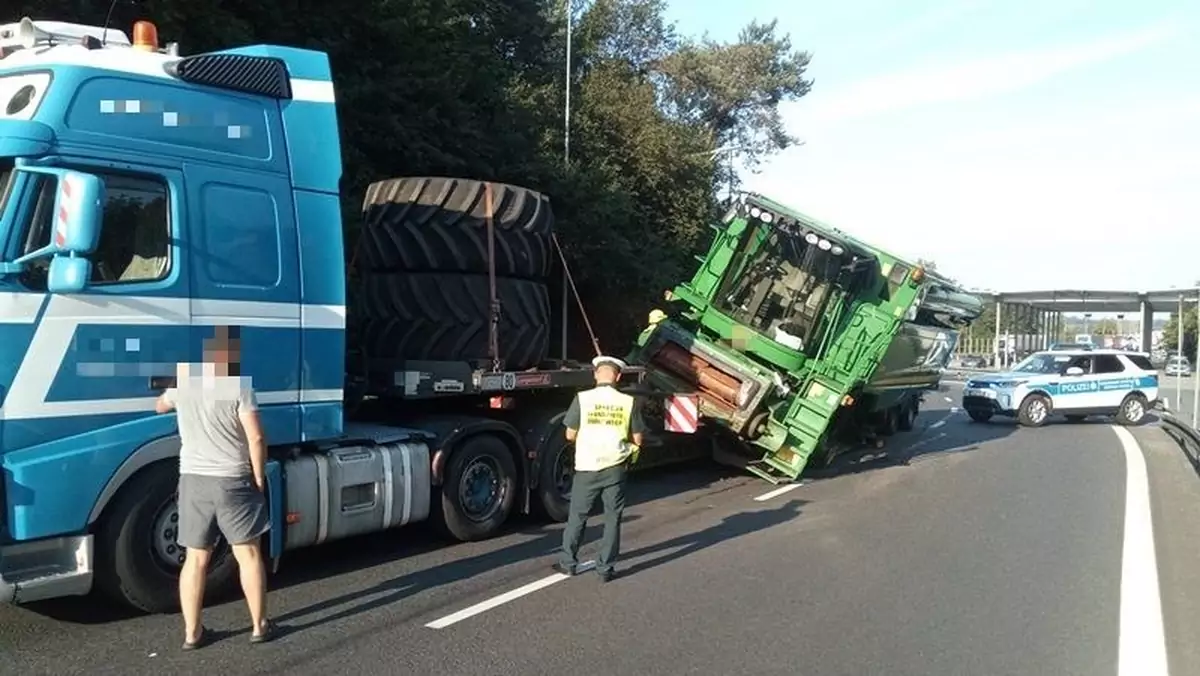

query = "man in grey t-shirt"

[156,326,274,649]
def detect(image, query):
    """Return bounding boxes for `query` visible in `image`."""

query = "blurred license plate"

[965,388,996,399]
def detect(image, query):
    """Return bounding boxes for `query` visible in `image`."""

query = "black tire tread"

[358,177,554,279]
[356,272,550,369]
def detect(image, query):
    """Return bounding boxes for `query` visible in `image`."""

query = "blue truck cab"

[0,17,611,612]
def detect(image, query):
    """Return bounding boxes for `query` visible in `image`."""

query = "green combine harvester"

[629,193,985,483]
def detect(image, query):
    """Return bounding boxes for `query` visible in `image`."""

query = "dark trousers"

[559,464,627,575]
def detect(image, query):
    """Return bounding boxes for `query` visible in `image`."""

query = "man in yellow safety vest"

[554,355,646,582]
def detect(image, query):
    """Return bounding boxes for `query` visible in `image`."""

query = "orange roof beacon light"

[131,20,158,52]
[910,265,926,284]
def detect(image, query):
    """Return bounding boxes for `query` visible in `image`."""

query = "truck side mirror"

[10,169,104,293]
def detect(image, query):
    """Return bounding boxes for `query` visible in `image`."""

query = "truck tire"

[897,398,919,431]
[433,435,519,541]
[356,272,550,369]
[358,177,554,279]
[536,434,574,523]
[94,462,238,613]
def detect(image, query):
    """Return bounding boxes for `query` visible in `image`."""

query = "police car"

[962,348,1158,427]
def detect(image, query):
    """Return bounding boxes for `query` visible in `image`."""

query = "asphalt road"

[1,383,1196,676]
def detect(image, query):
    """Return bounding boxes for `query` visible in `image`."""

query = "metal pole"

[560,0,572,360]
[1176,295,1183,411]
[993,300,1002,369]
[1193,296,1199,426]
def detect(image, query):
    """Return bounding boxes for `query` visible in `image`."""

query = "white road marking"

[930,420,946,429]
[944,396,953,402]
[425,560,596,629]
[1112,426,1170,676]
[754,482,803,502]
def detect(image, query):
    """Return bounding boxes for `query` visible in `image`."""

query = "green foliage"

[14,0,811,352]
[1162,308,1198,357]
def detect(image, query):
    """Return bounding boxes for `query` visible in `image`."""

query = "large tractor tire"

[356,272,550,369]
[357,177,554,280]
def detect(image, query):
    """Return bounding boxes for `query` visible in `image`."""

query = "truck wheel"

[94,462,237,613]
[436,435,519,541]
[967,409,993,423]
[358,177,554,279]
[897,399,919,431]
[356,272,550,369]
[536,436,574,523]
[1115,393,1148,426]
[1017,394,1052,427]
[878,408,899,436]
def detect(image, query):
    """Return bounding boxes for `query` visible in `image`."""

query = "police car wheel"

[1116,394,1148,426]
[1018,394,1051,427]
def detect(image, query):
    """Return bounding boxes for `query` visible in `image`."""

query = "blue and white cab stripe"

[0,45,336,104]
[0,292,345,421]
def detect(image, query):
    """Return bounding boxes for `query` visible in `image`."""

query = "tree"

[1162,307,1198,357]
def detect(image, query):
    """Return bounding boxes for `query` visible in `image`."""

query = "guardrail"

[1156,407,1200,476]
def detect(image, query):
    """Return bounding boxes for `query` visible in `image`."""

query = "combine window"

[712,221,841,354]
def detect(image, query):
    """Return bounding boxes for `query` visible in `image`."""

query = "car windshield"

[1169,357,1189,365]
[1012,352,1074,374]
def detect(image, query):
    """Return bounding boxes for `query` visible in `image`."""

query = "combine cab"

[630,194,984,483]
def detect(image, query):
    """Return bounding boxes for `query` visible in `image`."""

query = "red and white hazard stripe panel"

[53,174,78,248]
[664,394,699,433]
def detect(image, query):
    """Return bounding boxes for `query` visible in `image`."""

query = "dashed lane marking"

[425,560,596,629]
[754,482,803,502]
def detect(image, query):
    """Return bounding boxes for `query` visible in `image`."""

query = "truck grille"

[649,342,743,413]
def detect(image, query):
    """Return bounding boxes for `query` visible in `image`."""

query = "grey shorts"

[177,473,270,549]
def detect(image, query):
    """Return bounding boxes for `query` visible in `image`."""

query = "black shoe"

[597,569,617,583]
[553,562,576,576]
[182,625,210,651]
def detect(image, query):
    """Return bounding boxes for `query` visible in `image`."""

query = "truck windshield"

[713,220,841,353]
[0,157,14,247]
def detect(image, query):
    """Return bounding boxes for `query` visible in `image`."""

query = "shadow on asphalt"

[23,460,742,625]
[807,413,1020,480]
[619,499,807,577]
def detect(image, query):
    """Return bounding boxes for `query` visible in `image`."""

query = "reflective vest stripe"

[574,386,634,471]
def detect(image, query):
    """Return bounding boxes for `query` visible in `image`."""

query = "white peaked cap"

[591,355,627,372]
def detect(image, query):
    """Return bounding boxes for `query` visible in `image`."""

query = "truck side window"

[17,170,170,289]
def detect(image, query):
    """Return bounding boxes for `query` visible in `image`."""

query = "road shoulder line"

[1112,425,1170,676]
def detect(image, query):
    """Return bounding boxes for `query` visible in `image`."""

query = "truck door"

[2,165,190,447]
[183,163,301,445]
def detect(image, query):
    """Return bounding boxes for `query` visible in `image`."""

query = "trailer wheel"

[878,407,899,436]
[897,399,919,432]
[536,436,574,523]
[94,462,237,613]
[358,177,554,279]
[436,435,519,541]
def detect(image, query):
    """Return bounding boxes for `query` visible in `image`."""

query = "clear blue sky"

[665,0,1199,293]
